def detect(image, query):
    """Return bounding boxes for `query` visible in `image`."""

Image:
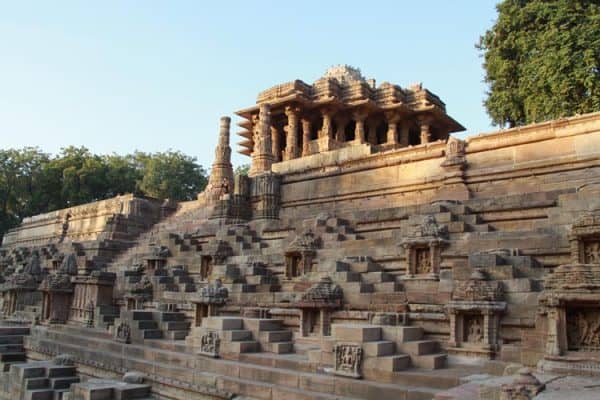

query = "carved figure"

[333,343,363,378]
[199,331,220,357]
[115,322,132,344]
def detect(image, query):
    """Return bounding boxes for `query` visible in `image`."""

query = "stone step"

[50,376,80,390]
[373,282,403,292]
[128,311,154,321]
[136,320,158,330]
[142,329,164,339]
[331,271,361,282]
[163,321,190,331]
[0,344,25,352]
[0,327,30,336]
[0,352,26,362]
[262,341,294,354]
[52,389,69,400]
[382,326,424,343]
[399,340,439,356]
[156,312,186,322]
[164,330,188,340]
[365,354,411,372]
[24,389,53,400]
[26,377,49,390]
[243,318,284,332]
[222,340,258,353]
[332,324,382,342]
[114,384,151,399]
[258,330,293,343]
[361,271,394,283]
[363,341,396,357]
[411,353,447,369]
[0,335,24,344]
[339,282,374,293]
[221,330,253,342]
[201,317,243,331]
[46,366,77,378]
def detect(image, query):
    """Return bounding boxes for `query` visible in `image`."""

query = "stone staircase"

[0,326,29,372]
[65,378,153,400]
[312,215,364,243]
[212,262,280,293]
[6,359,80,400]
[187,316,293,355]
[328,256,403,294]
[215,225,267,255]
[310,324,446,377]
[114,309,190,342]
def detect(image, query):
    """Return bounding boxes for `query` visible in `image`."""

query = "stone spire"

[205,117,234,201]
[249,104,274,177]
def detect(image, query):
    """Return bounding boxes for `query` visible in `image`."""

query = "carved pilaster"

[249,104,274,177]
[284,106,300,161]
[271,126,281,162]
[384,111,400,145]
[352,110,368,144]
[301,118,311,156]
[417,114,432,144]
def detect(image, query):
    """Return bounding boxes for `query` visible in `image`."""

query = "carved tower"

[204,117,235,201]
[248,104,274,177]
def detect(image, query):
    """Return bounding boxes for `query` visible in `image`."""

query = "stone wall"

[1,194,164,248]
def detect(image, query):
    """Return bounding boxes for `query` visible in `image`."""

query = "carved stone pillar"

[301,118,311,156]
[284,106,299,161]
[271,126,281,162]
[249,104,274,177]
[545,305,566,357]
[320,110,333,140]
[385,112,400,145]
[353,110,368,144]
[447,310,458,348]
[399,120,410,147]
[204,117,235,201]
[418,115,432,144]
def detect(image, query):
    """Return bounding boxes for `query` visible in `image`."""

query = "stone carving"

[442,137,467,168]
[452,269,504,302]
[584,241,600,264]
[203,240,232,265]
[296,276,343,308]
[53,353,75,366]
[204,117,235,202]
[287,229,320,253]
[285,229,320,278]
[150,245,170,259]
[198,279,228,305]
[400,216,448,278]
[84,300,95,327]
[465,315,484,343]
[115,321,132,344]
[568,210,600,264]
[333,343,363,378]
[130,276,153,295]
[370,313,398,326]
[566,309,600,351]
[198,331,220,358]
[60,254,78,276]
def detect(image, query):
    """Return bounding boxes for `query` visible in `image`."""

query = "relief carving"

[333,343,363,378]
[415,248,431,275]
[465,315,484,343]
[115,321,131,344]
[584,241,600,264]
[199,331,220,358]
[567,309,600,352]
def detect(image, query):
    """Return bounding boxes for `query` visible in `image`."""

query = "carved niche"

[295,276,343,337]
[285,229,320,279]
[198,331,220,358]
[446,269,506,357]
[399,215,448,279]
[539,211,600,360]
[115,321,131,344]
[333,343,363,378]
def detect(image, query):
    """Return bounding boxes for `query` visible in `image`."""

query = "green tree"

[235,164,250,176]
[478,0,600,127]
[137,150,207,201]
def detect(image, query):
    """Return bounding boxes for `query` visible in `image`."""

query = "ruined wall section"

[1,194,165,249]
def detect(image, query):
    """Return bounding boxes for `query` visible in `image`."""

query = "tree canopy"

[478,0,600,127]
[0,147,207,239]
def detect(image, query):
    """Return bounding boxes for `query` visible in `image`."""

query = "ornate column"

[399,120,410,147]
[418,115,432,144]
[204,117,235,201]
[320,110,333,139]
[271,126,281,162]
[353,110,368,144]
[301,118,311,156]
[447,309,458,348]
[249,104,274,177]
[284,106,299,161]
[385,111,400,145]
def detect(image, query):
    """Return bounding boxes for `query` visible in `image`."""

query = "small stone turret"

[204,116,235,201]
[248,104,274,177]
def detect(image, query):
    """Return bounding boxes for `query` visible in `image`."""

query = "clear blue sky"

[0,1,500,169]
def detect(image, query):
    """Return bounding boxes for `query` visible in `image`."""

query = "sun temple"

[1,66,600,400]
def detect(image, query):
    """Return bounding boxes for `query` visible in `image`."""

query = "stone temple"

[0,66,600,400]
